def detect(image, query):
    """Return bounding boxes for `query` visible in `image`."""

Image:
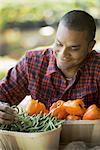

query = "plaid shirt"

[0,48,100,108]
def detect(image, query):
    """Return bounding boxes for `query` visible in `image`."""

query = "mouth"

[58,58,71,63]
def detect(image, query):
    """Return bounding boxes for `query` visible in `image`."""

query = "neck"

[61,67,78,79]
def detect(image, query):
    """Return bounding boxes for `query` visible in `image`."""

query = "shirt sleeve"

[0,53,30,105]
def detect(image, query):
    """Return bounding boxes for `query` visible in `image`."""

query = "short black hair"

[60,10,96,41]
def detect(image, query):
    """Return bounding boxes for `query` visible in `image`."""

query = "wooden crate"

[0,126,61,150]
[60,120,100,146]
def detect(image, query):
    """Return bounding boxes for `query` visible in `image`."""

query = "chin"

[57,63,71,70]
[58,62,79,70]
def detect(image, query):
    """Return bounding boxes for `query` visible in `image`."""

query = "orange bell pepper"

[50,100,64,110]
[50,100,67,119]
[63,99,86,116]
[66,115,81,120]
[26,99,48,116]
[83,104,100,120]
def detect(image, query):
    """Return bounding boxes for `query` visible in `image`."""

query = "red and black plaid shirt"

[0,48,100,108]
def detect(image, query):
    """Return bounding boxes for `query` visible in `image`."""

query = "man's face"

[53,23,94,70]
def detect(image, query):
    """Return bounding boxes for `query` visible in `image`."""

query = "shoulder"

[85,50,100,67]
[25,47,53,59]
[81,51,100,77]
[87,50,100,77]
[23,48,54,68]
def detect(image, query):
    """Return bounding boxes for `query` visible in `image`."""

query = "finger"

[0,111,15,122]
[0,101,10,105]
[0,118,12,124]
[0,103,15,115]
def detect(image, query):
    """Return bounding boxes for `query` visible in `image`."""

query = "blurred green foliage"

[0,71,6,80]
[0,0,100,59]
[0,56,17,79]
[0,0,99,31]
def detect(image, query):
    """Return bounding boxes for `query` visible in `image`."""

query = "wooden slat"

[60,120,100,146]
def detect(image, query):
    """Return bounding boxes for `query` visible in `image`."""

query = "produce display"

[0,106,63,132]
[49,99,100,120]
[0,98,100,133]
[26,99,100,120]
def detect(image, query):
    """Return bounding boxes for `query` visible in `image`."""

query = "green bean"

[0,106,63,132]
[11,105,19,114]
[43,123,50,132]
[49,120,56,129]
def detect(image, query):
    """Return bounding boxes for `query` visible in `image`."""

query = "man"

[0,10,100,124]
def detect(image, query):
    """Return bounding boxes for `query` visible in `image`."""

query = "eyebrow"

[56,39,63,45]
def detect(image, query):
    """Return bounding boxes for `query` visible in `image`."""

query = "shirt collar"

[45,52,58,76]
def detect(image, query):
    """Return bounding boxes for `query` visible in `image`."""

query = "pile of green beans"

[0,106,63,132]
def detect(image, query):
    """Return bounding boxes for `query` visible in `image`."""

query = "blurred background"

[0,0,100,80]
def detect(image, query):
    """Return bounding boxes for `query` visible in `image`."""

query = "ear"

[88,40,96,52]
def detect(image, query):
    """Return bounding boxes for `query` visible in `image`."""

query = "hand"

[0,101,18,124]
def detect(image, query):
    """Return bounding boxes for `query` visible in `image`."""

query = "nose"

[61,51,66,59]
[60,48,70,59]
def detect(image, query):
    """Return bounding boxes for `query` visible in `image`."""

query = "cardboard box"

[60,120,100,147]
[0,126,61,150]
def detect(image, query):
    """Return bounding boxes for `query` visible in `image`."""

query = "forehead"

[56,23,88,44]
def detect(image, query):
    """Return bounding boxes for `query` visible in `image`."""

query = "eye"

[70,46,80,51]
